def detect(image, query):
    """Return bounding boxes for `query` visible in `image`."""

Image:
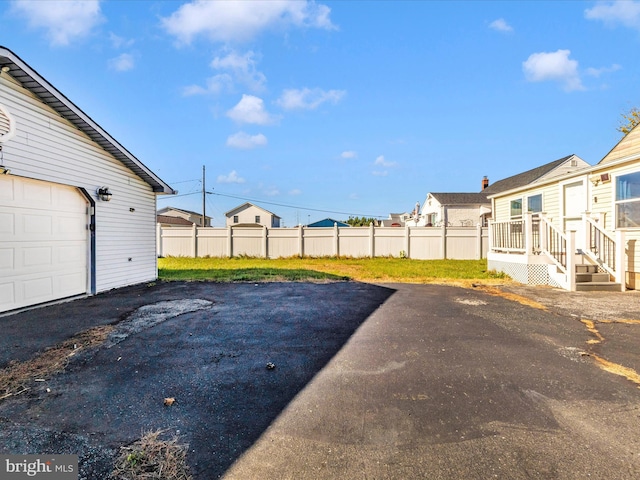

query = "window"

[255,215,261,223]
[527,194,542,213]
[510,199,522,218]
[616,171,640,228]
[233,215,239,223]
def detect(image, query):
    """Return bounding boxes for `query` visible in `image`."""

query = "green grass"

[158,256,508,285]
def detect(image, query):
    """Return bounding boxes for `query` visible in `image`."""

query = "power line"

[210,191,385,218]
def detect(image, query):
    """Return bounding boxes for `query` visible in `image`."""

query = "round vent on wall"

[0,104,16,143]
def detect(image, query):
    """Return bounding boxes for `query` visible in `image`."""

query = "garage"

[0,175,90,312]
[0,46,175,314]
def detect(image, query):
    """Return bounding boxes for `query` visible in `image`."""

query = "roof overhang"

[0,46,175,195]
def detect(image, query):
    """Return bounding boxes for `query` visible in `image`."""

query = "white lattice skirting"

[488,259,561,288]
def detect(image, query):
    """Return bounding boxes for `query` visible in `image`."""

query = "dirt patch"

[111,430,192,480]
[0,324,114,401]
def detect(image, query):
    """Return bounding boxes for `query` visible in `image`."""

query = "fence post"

[227,226,233,258]
[582,212,590,254]
[298,225,304,258]
[156,224,162,257]
[476,223,482,259]
[405,225,411,258]
[334,222,339,257]
[263,225,268,258]
[616,230,626,291]
[370,222,375,258]
[440,223,446,259]
[567,230,576,291]
[192,223,198,258]
[524,212,533,254]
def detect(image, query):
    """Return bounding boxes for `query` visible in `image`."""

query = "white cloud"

[227,94,278,125]
[226,131,268,149]
[341,151,357,159]
[489,18,513,32]
[109,32,134,49]
[276,88,346,110]
[11,0,103,46]
[289,189,302,195]
[217,170,246,184]
[522,49,584,92]
[211,50,266,92]
[108,53,135,72]
[374,155,397,167]
[585,64,622,77]
[262,186,280,196]
[182,74,234,96]
[585,1,640,29]
[161,0,336,45]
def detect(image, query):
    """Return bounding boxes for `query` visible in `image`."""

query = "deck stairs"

[575,264,622,292]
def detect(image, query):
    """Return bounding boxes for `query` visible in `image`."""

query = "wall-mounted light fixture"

[97,186,112,201]
[0,146,9,175]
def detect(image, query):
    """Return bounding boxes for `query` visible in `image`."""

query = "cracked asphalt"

[1,281,640,479]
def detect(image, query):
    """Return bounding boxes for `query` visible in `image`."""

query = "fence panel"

[158,225,488,260]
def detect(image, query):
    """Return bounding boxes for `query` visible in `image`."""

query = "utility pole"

[202,165,206,227]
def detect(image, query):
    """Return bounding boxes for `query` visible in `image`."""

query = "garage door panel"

[0,283,15,308]
[0,248,13,270]
[0,176,15,201]
[22,246,52,267]
[0,176,89,312]
[22,277,53,301]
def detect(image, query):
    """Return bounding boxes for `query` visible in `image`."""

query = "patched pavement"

[1,281,640,479]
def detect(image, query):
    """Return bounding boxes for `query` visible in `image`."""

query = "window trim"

[615,170,640,229]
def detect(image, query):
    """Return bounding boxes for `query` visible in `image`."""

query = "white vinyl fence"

[158,224,488,260]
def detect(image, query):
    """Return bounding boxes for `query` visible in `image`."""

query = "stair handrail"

[538,214,568,274]
[582,215,616,277]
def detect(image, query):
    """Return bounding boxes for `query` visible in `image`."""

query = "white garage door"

[0,175,89,313]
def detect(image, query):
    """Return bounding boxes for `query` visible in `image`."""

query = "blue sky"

[1,1,640,226]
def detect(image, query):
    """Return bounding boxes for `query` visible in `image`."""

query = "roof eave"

[0,46,176,195]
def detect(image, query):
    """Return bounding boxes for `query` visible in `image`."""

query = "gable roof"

[598,121,640,166]
[482,154,578,195]
[308,218,350,227]
[157,206,211,220]
[157,215,194,226]
[0,46,174,194]
[225,202,281,218]
[428,193,490,205]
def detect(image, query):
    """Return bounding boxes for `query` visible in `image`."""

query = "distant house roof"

[308,218,350,227]
[482,155,577,195]
[428,193,490,205]
[0,46,175,195]
[157,215,194,226]
[157,206,211,221]
[225,202,281,219]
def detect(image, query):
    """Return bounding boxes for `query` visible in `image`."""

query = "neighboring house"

[308,218,350,228]
[413,157,589,228]
[225,202,281,228]
[0,46,174,313]
[157,206,211,227]
[487,138,640,291]
[418,192,491,227]
[157,214,195,227]
[380,213,411,227]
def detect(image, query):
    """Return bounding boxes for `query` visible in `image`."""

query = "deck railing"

[584,216,615,274]
[539,215,567,272]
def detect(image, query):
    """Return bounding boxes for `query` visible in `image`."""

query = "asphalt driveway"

[1,281,640,479]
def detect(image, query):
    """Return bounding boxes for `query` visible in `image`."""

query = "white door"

[0,175,89,313]
[563,181,586,250]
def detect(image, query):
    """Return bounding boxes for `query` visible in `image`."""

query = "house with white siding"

[0,46,175,313]
[157,206,211,227]
[225,202,281,228]
[487,134,640,291]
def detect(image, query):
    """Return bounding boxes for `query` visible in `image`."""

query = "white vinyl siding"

[1,73,158,293]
